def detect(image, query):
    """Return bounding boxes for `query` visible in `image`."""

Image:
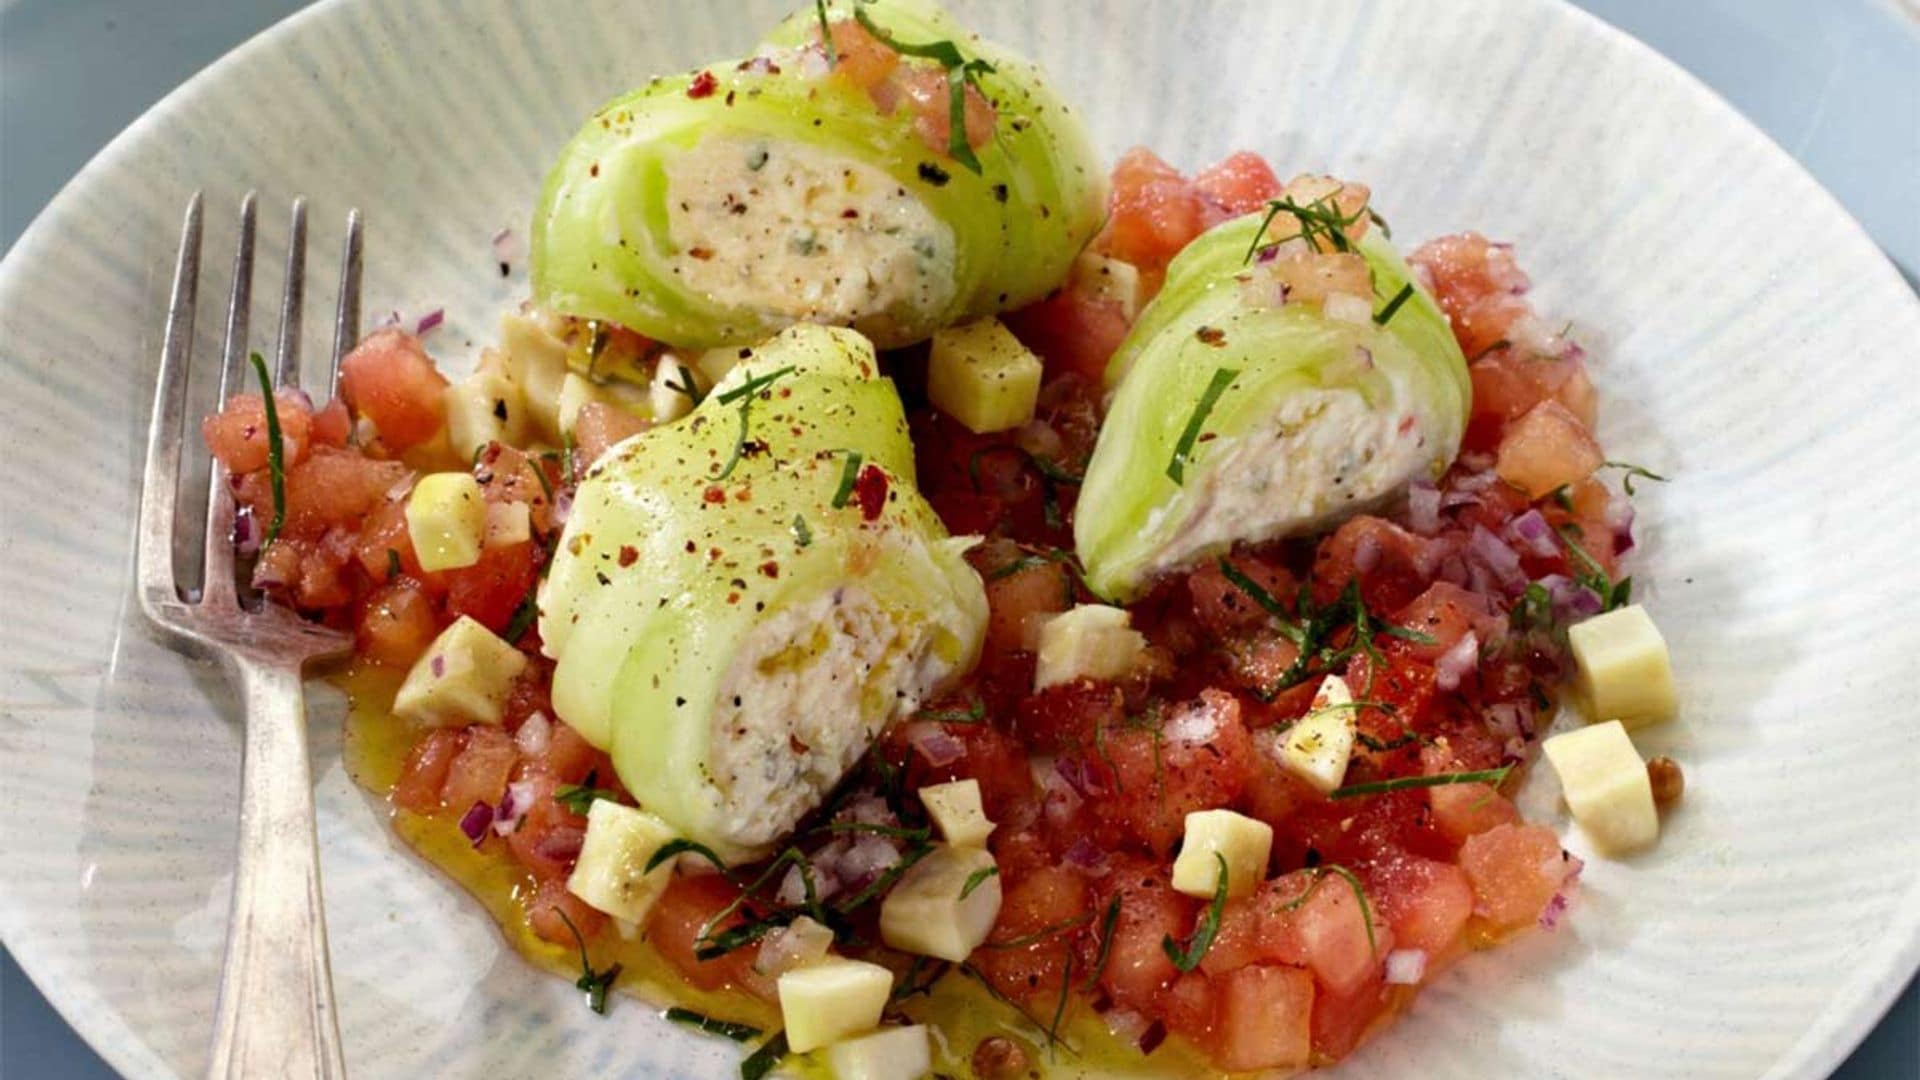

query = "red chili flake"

[759,560,780,579]
[618,545,639,567]
[853,464,890,522]
[703,485,727,504]
[687,70,718,98]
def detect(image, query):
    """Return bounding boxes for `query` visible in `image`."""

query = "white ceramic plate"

[2,1,1916,1077]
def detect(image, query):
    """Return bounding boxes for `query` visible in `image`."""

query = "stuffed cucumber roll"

[530,0,1105,351]
[539,324,986,863]
[1074,182,1470,602]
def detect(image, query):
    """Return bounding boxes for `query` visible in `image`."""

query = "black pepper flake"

[991,183,1009,203]
[1196,326,1227,346]
[595,571,611,586]
[491,398,509,420]
[917,162,951,187]
[497,261,510,277]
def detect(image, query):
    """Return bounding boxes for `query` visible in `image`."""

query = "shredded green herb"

[1216,557,1290,619]
[1273,865,1377,953]
[1468,339,1511,363]
[1366,207,1393,238]
[712,365,796,481]
[553,908,621,1015]
[814,0,838,65]
[1559,524,1631,610]
[1167,368,1238,484]
[790,513,813,548]
[1601,459,1668,496]
[1162,853,1229,972]
[248,352,287,543]
[830,450,865,508]
[958,963,1069,1051]
[984,910,1093,950]
[664,363,704,405]
[852,3,996,174]
[739,1031,789,1080]
[554,770,621,815]
[960,865,999,901]
[1373,282,1415,325]
[666,1007,761,1042]
[385,548,402,583]
[918,698,986,723]
[1081,893,1122,991]
[1243,191,1369,263]
[1330,763,1513,800]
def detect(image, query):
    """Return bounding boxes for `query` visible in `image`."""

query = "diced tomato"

[1541,476,1622,576]
[1188,552,1296,639]
[972,865,1089,1004]
[1429,781,1520,845]
[442,540,538,633]
[824,19,900,91]
[237,447,408,539]
[1287,869,1393,996]
[980,556,1073,659]
[355,580,441,667]
[519,720,603,787]
[1003,287,1132,384]
[1364,854,1474,957]
[293,527,359,609]
[1208,964,1313,1072]
[572,402,650,467]
[525,877,607,946]
[898,66,996,157]
[1310,515,1438,613]
[1495,400,1603,499]
[1099,147,1209,276]
[338,329,449,450]
[1465,347,1597,452]
[439,725,518,815]
[1191,152,1281,218]
[1458,823,1577,933]
[646,873,776,1000]
[1408,232,1533,358]
[887,720,1034,824]
[1015,680,1123,754]
[393,729,464,815]
[1089,859,1193,1012]
[1310,971,1392,1059]
[1388,582,1501,663]
[202,390,316,474]
[1087,691,1254,855]
[504,773,588,881]
[310,397,352,448]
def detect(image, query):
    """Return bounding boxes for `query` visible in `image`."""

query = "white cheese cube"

[648,352,705,423]
[919,779,994,848]
[404,472,486,571]
[1569,605,1676,728]
[498,312,572,443]
[825,1025,932,1080]
[558,371,650,438]
[391,616,529,726]
[483,500,531,549]
[444,370,529,460]
[565,800,677,923]
[1172,809,1273,899]
[1275,674,1356,794]
[1070,252,1148,322]
[927,318,1043,434]
[1543,720,1659,854]
[777,957,895,1053]
[1035,604,1146,691]
[879,846,1002,962]
[753,916,835,978]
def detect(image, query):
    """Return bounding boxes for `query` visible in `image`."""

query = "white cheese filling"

[664,134,956,338]
[1147,381,1433,579]
[706,585,957,850]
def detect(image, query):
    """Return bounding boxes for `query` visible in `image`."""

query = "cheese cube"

[404,472,486,571]
[1071,252,1148,322]
[565,800,677,923]
[927,318,1043,434]
[825,1025,932,1080]
[777,958,894,1053]
[483,500,531,549]
[648,353,705,423]
[919,779,994,848]
[1275,675,1356,794]
[879,846,1002,962]
[1173,809,1273,900]
[1543,720,1659,854]
[1569,605,1676,728]
[391,616,529,726]
[1035,604,1146,691]
[498,312,571,442]
[444,370,529,460]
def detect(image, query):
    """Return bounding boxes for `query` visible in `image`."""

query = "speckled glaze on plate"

[1,1,1916,1077]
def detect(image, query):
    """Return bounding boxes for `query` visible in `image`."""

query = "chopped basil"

[851,4,996,174]
[960,864,999,900]
[1329,763,1513,800]
[248,352,287,544]
[1166,368,1238,484]
[666,1007,761,1042]
[553,907,621,1015]
[739,1031,789,1080]
[1275,865,1377,954]
[553,770,621,815]
[1161,853,1228,972]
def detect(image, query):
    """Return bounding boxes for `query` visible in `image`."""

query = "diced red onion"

[231,506,261,556]
[1101,1007,1152,1047]
[1485,701,1533,743]
[1468,526,1525,592]
[1436,554,1469,588]
[430,655,446,679]
[1054,756,1106,799]
[1063,836,1107,871]
[1353,530,1383,574]
[458,801,494,847]
[414,308,445,336]
[1041,767,1084,829]
[493,780,536,836]
[836,834,902,891]
[491,227,522,266]
[1561,341,1587,364]
[1539,890,1573,931]
[1605,493,1636,554]
[1165,695,1225,744]
[514,711,552,757]
[909,726,964,769]
[1540,574,1604,621]
[1384,949,1428,985]
[1453,468,1498,494]
[374,309,402,330]
[1406,481,1442,535]
[550,488,574,528]
[283,387,315,413]
[1507,509,1559,559]
[534,828,584,863]
[1434,631,1479,692]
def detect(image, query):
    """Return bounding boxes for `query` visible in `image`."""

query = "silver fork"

[137,191,362,1080]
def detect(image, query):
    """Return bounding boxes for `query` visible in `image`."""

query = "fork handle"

[206,659,347,1080]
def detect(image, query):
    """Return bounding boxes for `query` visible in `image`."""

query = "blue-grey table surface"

[1,0,1915,1076]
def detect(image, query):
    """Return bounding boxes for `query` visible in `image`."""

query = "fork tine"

[137,193,204,612]
[201,192,258,609]
[327,208,363,392]
[275,198,307,388]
